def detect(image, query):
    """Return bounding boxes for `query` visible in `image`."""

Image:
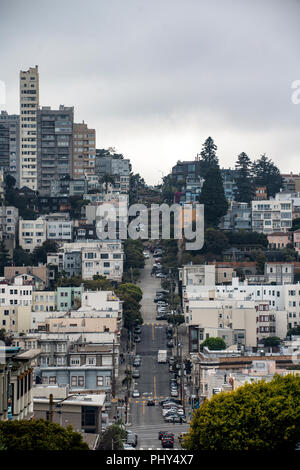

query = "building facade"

[37,105,74,195]
[19,65,39,190]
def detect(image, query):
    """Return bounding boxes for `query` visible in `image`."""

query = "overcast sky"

[1,0,300,185]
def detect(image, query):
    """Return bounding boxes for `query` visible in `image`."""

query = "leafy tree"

[255,250,266,274]
[0,328,13,346]
[83,275,113,291]
[0,419,89,450]
[226,230,268,247]
[101,173,115,191]
[201,228,229,256]
[13,247,34,266]
[97,423,127,450]
[168,314,184,325]
[286,325,300,338]
[199,137,219,179]
[116,283,143,330]
[252,154,283,198]
[263,336,281,348]
[182,374,300,451]
[291,218,300,231]
[32,240,58,265]
[234,152,255,203]
[0,240,11,275]
[200,337,226,351]
[124,239,145,271]
[199,167,228,228]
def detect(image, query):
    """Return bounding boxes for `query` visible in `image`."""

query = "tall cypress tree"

[252,154,283,198]
[234,152,255,203]
[199,167,228,228]
[199,137,219,179]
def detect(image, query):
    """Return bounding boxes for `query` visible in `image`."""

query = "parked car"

[167,340,174,348]
[126,431,138,447]
[132,390,140,398]
[134,335,141,343]
[133,359,141,367]
[123,443,136,450]
[132,369,140,378]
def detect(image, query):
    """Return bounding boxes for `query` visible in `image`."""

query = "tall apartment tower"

[72,121,96,180]
[19,65,39,190]
[0,111,20,183]
[37,105,74,196]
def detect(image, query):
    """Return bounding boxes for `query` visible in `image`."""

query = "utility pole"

[112,339,116,399]
[179,344,184,410]
[49,393,54,423]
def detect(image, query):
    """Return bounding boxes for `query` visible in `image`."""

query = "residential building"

[254,186,268,200]
[72,122,96,180]
[0,275,33,307]
[0,347,41,421]
[0,111,20,181]
[4,265,52,289]
[267,231,293,249]
[32,291,57,313]
[19,216,47,252]
[19,65,39,190]
[47,220,73,242]
[37,105,73,195]
[0,305,31,333]
[33,386,105,437]
[50,177,88,197]
[171,158,202,186]
[0,205,19,252]
[251,199,293,233]
[48,241,124,281]
[220,168,237,201]
[265,262,294,284]
[56,286,83,311]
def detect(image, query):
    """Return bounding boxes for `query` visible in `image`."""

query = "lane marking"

[154,375,157,398]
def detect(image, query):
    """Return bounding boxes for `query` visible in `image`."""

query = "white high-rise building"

[19,65,39,190]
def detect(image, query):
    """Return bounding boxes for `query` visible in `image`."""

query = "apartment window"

[49,376,56,384]
[78,376,84,387]
[105,376,111,387]
[87,356,96,366]
[97,376,103,386]
[71,357,80,366]
[71,376,77,387]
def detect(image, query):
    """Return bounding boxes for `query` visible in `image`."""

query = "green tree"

[199,167,228,228]
[116,283,143,330]
[0,240,11,275]
[13,247,34,266]
[83,275,113,291]
[97,423,127,450]
[183,374,300,451]
[32,240,58,265]
[252,154,283,198]
[200,337,226,351]
[263,336,281,348]
[201,228,229,256]
[0,419,89,450]
[255,250,266,274]
[234,152,255,203]
[199,136,219,179]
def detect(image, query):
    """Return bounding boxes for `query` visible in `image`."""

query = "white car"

[132,390,140,398]
[123,443,136,450]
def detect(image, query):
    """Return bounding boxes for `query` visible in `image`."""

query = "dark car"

[167,340,174,348]
[134,336,141,343]
[134,326,142,334]
[158,431,174,440]
[147,399,155,406]
[162,437,174,448]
